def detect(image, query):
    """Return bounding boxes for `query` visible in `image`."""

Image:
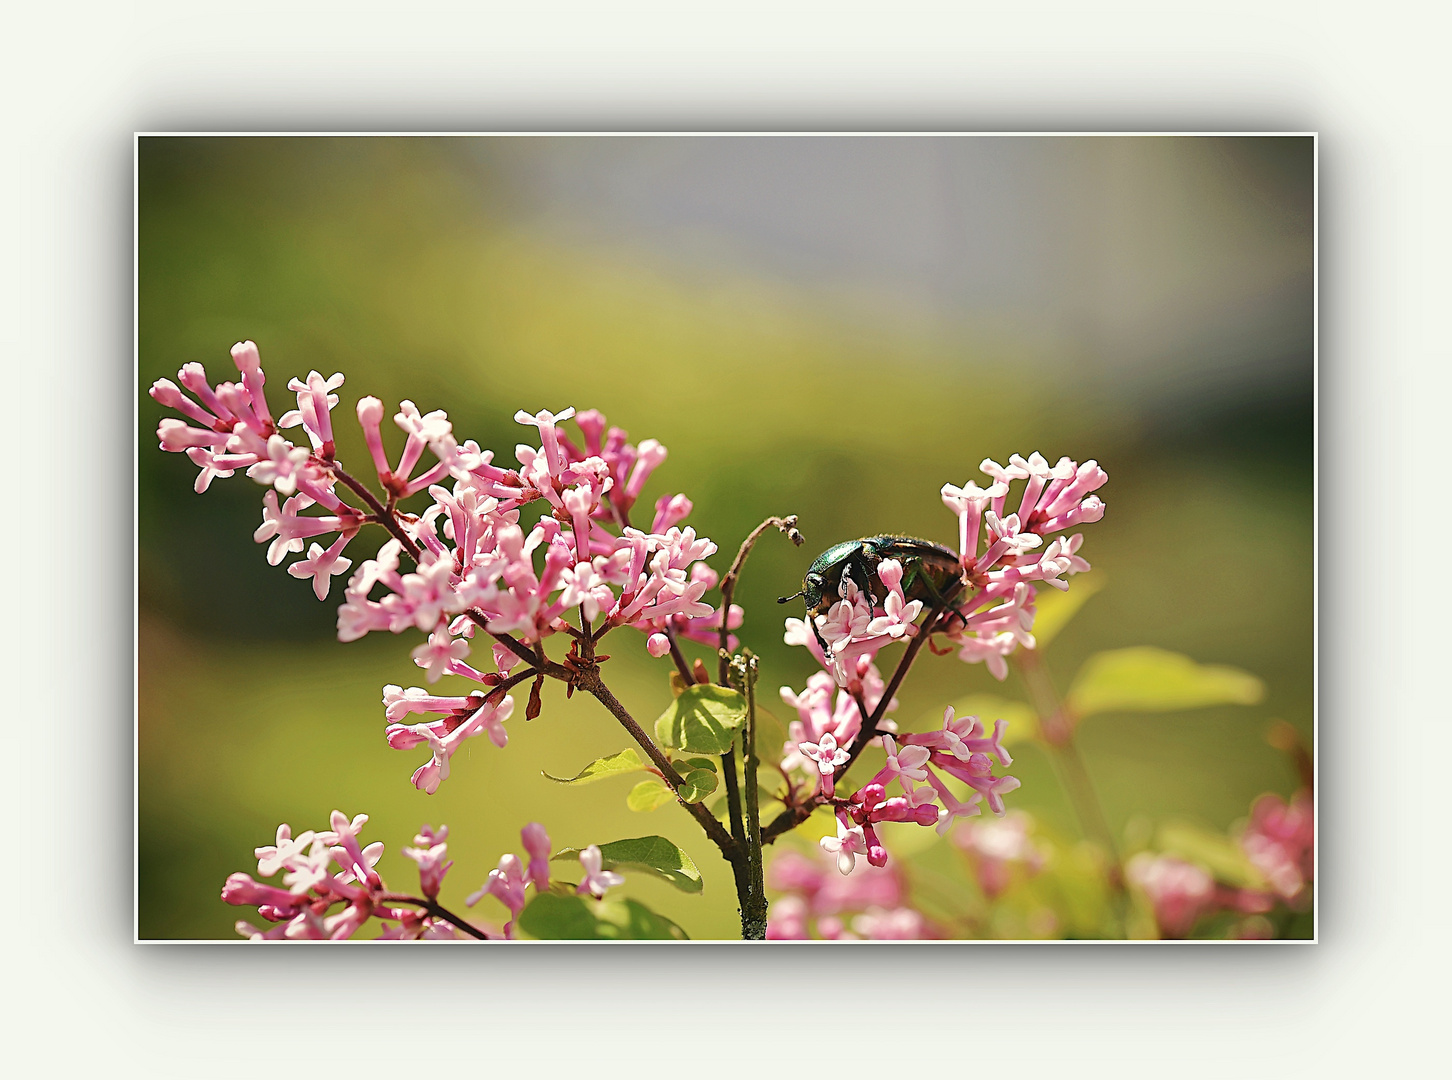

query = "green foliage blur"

[137,137,1313,940]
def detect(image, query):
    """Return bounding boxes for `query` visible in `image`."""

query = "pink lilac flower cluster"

[772,453,1103,881]
[151,342,739,795]
[764,848,934,940]
[462,830,623,940]
[463,822,563,939]
[778,676,1020,874]
[1127,788,1313,938]
[222,815,623,942]
[222,812,480,940]
[784,453,1106,684]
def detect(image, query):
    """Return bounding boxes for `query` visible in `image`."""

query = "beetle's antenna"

[777,589,804,604]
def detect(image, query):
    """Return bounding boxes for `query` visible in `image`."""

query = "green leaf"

[654,685,747,754]
[1066,646,1265,718]
[543,748,646,785]
[677,768,718,804]
[517,893,689,940]
[936,694,1041,745]
[680,756,718,773]
[753,704,789,763]
[552,836,704,894]
[626,779,675,812]
[1155,820,1269,890]
[1031,575,1105,649]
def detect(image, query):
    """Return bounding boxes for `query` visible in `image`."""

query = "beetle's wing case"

[808,539,873,575]
[865,535,961,564]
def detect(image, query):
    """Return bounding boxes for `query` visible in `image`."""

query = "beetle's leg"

[852,547,878,618]
[915,570,969,632]
[810,609,835,662]
[899,558,921,599]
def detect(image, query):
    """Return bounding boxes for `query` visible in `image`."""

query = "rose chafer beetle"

[778,535,967,659]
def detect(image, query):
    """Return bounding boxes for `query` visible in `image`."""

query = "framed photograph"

[137,134,1314,942]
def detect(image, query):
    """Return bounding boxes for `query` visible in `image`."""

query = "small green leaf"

[680,756,718,774]
[678,768,719,804]
[543,748,646,785]
[936,694,1041,745]
[552,836,704,894]
[517,893,689,940]
[1067,647,1265,718]
[654,685,747,754]
[626,780,675,812]
[1155,820,1269,890]
[1031,575,1105,649]
[753,704,789,763]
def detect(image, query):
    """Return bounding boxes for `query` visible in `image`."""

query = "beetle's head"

[777,570,827,611]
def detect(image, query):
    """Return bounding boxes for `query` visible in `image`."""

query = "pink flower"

[768,849,905,916]
[388,694,515,794]
[253,823,317,878]
[798,730,851,796]
[923,768,985,835]
[576,845,625,898]
[287,534,354,600]
[1240,791,1314,904]
[901,706,1013,768]
[852,907,929,940]
[873,735,930,791]
[320,810,384,888]
[622,438,667,505]
[931,752,1022,816]
[765,895,811,940]
[514,407,576,477]
[467,854,529,938]
[820,815,870,876]
[402,828,453,900]
[521,823,553,893]
[651,493,693,532]
[410,627,471,684]
[1127,853,1217,938]
[280,370,345,455]
[244,434,312,496]
[953,811,1044,898]
[381,684,482,723]
[221,873,305,913]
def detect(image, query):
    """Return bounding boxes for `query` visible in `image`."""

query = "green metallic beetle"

[778,535,966,658]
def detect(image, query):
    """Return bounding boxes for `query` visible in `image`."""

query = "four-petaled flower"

[820,817,870,876]
[576,845,625,899]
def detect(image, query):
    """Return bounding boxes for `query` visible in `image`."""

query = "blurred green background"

[138,136,1312,939]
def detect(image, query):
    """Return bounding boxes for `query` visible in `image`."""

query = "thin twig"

[737,652,768,939]
[382,894,492,941]
[331,463,425,562]
[577,670,741,860]
[717,514,803,682]
[664,625,696,686]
